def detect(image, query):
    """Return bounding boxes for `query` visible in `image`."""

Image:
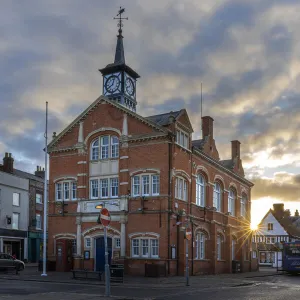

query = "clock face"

[125,77,135,96]
[105,75,121,94]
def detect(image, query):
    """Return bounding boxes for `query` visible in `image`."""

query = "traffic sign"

[185,227,192,240]
[100,208,111,227]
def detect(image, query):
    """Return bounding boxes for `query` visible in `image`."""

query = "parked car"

[0,253,25,271]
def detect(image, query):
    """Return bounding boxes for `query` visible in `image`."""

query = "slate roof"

[13,169,45,184]
[192,139,206,150]
[145,110,182,126]
[220,159,234,170]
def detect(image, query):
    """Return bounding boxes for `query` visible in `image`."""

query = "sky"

[1,0,300,226]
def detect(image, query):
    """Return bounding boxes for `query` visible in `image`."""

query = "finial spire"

[113,7,128,64]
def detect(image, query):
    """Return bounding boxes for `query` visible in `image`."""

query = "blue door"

[95,237,112,271]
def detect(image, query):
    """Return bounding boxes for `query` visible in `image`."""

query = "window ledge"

[194,259,210,261]
[130,257,160,260]
[217,259,226,262]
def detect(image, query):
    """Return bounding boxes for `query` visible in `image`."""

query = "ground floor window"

[131,238,159,258]
[259,251,275,264]
[195,232,207,259]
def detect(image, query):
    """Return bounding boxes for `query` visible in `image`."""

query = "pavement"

[0,265,290,299]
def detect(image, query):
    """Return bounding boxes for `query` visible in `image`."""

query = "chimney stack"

[3,152,14,173]
[202,116,214,139]
[273,203,285,219]
[231,140,241,159]
[34,165,45,179]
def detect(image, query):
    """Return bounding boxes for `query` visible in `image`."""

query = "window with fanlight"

[196,174,205,207]
[91,135,119,160]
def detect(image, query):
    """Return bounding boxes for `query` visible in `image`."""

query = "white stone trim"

[130,168,160,176]
[78,161,87,164]
[128,232,160,239]
[217,229,226,242]
[120,169,129,173]
[53,233,76,239]
[77,173,87,177]
[195,165,210,182]
[229,182,238,191]
[84,127,121,145]
[214,175,225,188]
[82,225,121,237]
[53,176,77,183]
[120,156,129,160]
[78,185,86,189]
[120,182,128,185]
[194,226,211,239]
[173,169,191,182]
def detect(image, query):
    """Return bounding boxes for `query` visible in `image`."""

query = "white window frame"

[13,193,20,207]
[111,136,119,158]
[72,182,77,200]
[131,174,160,197]
[240,194,247,217]
[196,232,206,259]
[91,139,99,160]
[85,238,91,248]
[213,182,222,212]
[131,237,159,258]
[267,223,273,231]
[90,177,119,199]
[12,212,19,230]
[115,238,120,248]
[196,174,205,207]
[176,129,189,149]
[175,177,187,201]
[217,235,222,260]
[100,179,109,198]
[36,214,41,229]
[228,189,235,216]
[132,239,140,257]
[36,193,42,204]
[91,135,119,160]
[63,182,70,200]
[56,183,62,201]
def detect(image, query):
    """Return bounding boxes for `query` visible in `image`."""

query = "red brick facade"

[46,97,256,276]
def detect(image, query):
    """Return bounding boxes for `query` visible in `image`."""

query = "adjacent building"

[0,153,46,262]
[253,203,300,268]
[46,21,255,276]
[0,153,29,260]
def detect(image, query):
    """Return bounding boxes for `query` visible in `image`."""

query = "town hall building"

[47,10,255,276]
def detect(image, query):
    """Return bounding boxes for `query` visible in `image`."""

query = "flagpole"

[41,101,48,277]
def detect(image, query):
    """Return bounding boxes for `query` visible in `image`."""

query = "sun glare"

[250,223,258,231]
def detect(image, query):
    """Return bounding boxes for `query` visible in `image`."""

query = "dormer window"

[176,129,189,149]
[91,135,119,160]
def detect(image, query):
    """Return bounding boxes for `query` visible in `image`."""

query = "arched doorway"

[95,237,112,272]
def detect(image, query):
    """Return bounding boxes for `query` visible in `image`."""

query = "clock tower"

[99,7,140,112]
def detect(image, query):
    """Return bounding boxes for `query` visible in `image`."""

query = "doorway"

[95,237,112,272]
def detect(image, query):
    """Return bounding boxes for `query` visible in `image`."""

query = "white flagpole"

[41,101,48,277]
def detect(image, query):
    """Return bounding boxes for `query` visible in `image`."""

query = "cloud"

[252,172,300,202]
[1,0,300,214]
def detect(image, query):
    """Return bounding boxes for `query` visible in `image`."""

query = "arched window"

[217,235,224,260]
[196,174,205,207]
[232,238,237,260]
[175,176,188,201]
[111,136,119,158]
[90,135,119,160]
[228,189,235,216]
[91,139,99,160]
[213,182,222,212]
[195,231,207,259]
[241,194,247,218]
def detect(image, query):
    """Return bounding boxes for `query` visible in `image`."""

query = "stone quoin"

[46,7,256,276]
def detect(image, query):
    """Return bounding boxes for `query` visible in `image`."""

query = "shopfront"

[28,232,44,263]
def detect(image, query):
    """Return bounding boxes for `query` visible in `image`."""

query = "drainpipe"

[167,132,174,275]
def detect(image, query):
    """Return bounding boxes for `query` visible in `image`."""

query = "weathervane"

[114,6,128,36]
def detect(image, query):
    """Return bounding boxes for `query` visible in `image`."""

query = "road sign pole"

[104,225,111,297]
[186,237,189,286]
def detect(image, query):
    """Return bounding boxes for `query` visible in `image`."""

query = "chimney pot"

[3,152,14,173]
[5,152,8,157]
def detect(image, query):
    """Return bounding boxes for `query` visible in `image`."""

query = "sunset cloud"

[1,0,300,214]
